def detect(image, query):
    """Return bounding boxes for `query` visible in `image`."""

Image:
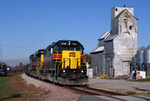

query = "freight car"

[23,64,30,75]
[0,61,7,76]
[26,40,88,85]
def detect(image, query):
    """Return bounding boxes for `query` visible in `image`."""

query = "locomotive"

[25,40,88,85]
[0,61,7,76]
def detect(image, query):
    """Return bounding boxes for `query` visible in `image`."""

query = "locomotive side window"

[51,48,53,54]
[46,49,49,57]
[53,45,59,54]
[32,58,36,62]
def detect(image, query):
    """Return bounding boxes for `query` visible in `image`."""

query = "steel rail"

[66,86,127,101]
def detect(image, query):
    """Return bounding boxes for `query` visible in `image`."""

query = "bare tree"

[84,54,91,64]
[18,62,24,70]
[15,65,19,70]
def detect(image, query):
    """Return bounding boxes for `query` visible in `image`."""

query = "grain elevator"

[91,6,138,77]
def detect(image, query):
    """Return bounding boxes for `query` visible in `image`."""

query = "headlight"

[81,70,84,73]
[63,70,65,73]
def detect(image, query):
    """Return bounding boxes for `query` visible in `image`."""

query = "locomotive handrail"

[55,61,62,76]
[39,60,44,70]
[81,60,87,67]
[36,62,40,74]
[63,58,81,69]
[62,58,70,69]
[55,50,59,76]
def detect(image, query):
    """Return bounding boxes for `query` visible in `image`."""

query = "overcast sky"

[0,0,150,66]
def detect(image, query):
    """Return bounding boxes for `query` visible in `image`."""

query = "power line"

[0,44,39,49]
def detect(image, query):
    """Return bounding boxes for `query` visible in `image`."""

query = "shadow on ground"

[0,94,22,101]
[132,86,149,91]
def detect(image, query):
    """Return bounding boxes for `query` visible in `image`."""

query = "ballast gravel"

[22,73,81,101]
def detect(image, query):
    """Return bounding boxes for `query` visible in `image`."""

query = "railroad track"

[66,86,127,101]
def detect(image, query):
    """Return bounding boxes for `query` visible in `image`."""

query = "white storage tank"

[137,47,145,70]
[144,45,150,76]
[144,46,150,63]
[137,47,145,64]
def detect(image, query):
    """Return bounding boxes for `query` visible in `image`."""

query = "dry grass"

[2,74,50,101]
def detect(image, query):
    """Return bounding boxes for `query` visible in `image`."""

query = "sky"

[0,0,150,66]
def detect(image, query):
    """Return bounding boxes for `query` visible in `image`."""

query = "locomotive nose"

[62,51,81,69]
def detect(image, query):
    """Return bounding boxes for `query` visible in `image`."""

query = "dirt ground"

[4,74,50,101]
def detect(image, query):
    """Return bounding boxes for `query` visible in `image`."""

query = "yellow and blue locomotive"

[27,40,88,85]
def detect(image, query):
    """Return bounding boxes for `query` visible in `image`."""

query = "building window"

[129,25,132,30]
[116,8,118,11]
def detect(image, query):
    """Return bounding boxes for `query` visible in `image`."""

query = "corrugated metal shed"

[91,46,104,54]
[99,31,110,40]
[105,34,117,41]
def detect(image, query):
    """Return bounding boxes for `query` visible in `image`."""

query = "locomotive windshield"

[59,46,83,53]
[32,58,36,62]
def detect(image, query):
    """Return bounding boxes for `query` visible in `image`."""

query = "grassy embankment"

[0,75,50,101]
[128,78,150,82]
[133,78,150,82]
[0,76,15,100]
